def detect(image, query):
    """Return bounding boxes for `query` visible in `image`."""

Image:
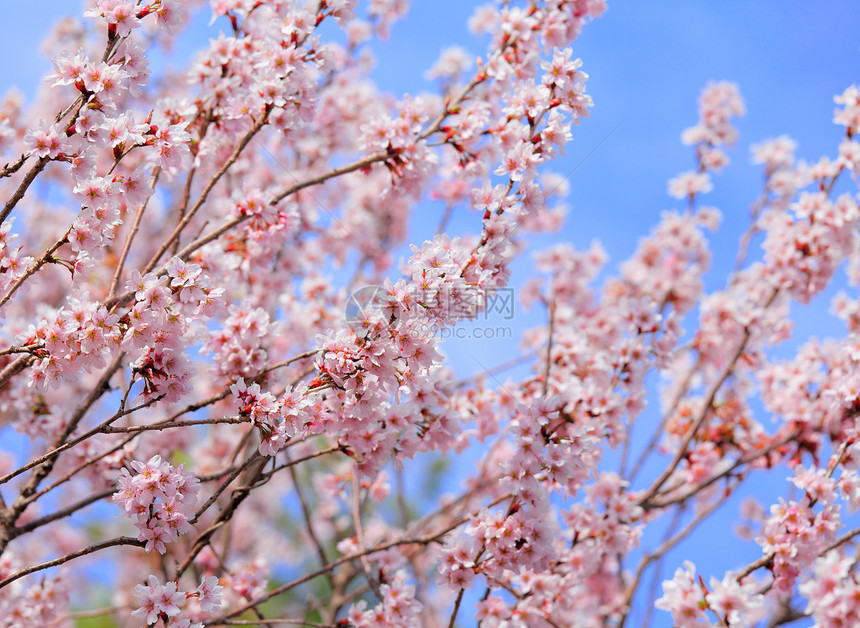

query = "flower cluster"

[0,563,68,627]
[123,268,207,404]
[834,84,860,134]
[799,550,860,626]
[131,574,223,626]
[27,296,122,391]
[655,562,764,627]
[346,570,423,628]
[669,81,745,198]
[113,455,200,554]
[3,1,860,627]
[761,191,859,304]
[0,222,31,304]
[230,377,313,456]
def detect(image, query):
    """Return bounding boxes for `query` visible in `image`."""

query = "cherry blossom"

[0,2,859,627]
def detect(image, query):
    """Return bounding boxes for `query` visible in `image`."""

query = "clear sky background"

[2,2,860,626]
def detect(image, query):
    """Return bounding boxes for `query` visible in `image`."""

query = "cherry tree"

[0,1,858,627]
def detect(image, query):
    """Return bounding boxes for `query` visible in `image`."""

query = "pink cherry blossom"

[1,3,860,627]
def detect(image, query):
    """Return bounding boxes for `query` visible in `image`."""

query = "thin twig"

[351,466,383,601]
[0,536,142,589]
[210,497,510,623]
[286,451,330,570]
[141,109,273,276]
[0,156,49,227]
[639,288,779,507]
[108,167,161,299]
[0,229,70,310]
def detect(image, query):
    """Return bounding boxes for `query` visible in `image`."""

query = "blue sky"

[3,2,860,625]
[4,3,858,289]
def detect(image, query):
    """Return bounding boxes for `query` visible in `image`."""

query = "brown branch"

[645,431,798,510]
[419,69,488,141]
[0,536,142,589]
[0,229,70,310]
[11,488,115,538]
[0,352,125,554]
[0,156,49,227]
[260,444,343,480]
[637,329,751,507]
[172,165,198,255]
[190,451,263,526]
[447,588,467,628]
[270,150,388,205]
[100,415,248,435]
[0,342,42,357]
[0,153,28,179]
[174,451,270,581]
[30,434,138,503]
[0,354,34,391]
[0,389,158,488]
[209,496,511,624]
